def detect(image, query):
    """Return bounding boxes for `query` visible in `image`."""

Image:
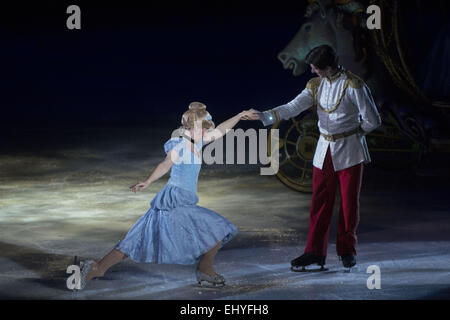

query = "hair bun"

[189,101,206,110]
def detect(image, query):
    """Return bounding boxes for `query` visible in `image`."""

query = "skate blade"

[291,266,328,272]
[343,266,356,273]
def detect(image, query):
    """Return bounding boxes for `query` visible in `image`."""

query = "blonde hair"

[180,101,215,130]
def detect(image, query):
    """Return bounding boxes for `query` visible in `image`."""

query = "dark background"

[1,0,316,128]
[2,1,449,129]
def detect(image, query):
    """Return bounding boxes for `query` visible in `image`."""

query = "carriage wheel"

[269,112,318,193]
[365,109,426,170]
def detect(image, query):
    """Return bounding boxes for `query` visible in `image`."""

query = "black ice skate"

[290,253,328,272]
[73,255,79,267]
[340,254,356,271]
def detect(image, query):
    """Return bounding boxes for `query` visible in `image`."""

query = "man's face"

[310,64,330,78]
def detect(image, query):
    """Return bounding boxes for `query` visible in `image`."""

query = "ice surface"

[1,124,449,299]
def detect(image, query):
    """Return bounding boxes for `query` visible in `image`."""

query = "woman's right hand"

[130,181,150,193]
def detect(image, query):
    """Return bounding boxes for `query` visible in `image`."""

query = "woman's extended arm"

[130,150,178,193]
[241,82,316,126]
[203,110,252,144]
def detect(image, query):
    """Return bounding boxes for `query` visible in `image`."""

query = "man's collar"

[325,66,344,82]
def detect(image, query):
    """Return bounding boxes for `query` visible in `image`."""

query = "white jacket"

[260,68,382,171]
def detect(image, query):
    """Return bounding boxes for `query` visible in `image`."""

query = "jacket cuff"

[259,110,277,127]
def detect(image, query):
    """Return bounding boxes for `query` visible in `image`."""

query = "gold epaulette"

[345,71,364,89]
[306,77,321,92]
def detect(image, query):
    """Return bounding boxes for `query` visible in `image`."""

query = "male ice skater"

[246,45,382,270]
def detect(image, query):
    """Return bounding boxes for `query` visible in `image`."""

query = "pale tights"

[86,240,223,282]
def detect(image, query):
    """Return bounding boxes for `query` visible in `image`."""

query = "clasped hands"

[240,108,261,120]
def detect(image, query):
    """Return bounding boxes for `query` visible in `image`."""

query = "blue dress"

[115,136,238,265]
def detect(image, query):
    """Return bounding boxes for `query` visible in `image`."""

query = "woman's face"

[191,121,207,142]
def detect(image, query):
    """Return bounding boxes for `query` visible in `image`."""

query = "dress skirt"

[115,184,238,265]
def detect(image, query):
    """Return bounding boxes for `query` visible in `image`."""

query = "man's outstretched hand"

[241,108,261,120]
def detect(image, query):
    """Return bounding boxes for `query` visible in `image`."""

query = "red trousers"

[305,147,364,257]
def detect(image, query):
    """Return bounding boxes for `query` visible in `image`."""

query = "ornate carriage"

[270,0,450,192]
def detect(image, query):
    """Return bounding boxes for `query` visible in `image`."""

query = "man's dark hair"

[305,45,338,70]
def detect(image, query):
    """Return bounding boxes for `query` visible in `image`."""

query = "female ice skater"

[76,102,254,289]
